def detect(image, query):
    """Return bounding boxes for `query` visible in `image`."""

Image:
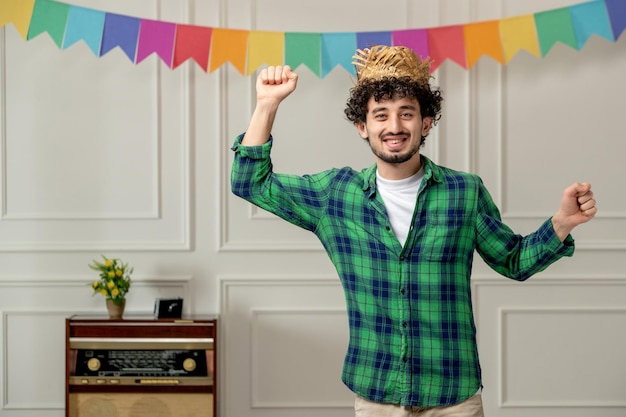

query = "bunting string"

[0,0,625,76]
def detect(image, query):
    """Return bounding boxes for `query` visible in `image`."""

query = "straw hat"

[352,45,432,86]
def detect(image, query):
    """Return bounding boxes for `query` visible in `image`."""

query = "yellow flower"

[89,255,133,300]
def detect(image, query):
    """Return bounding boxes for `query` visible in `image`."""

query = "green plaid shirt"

[231,135,574,407]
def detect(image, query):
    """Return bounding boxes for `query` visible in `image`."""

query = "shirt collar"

[362,155,442,195]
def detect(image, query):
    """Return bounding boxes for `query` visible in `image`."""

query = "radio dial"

[182,358,196,372]
[87,358,101,371]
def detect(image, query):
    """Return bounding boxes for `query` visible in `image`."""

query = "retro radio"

[65,315,217,417]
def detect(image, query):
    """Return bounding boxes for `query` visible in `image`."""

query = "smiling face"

[355,95,433,179]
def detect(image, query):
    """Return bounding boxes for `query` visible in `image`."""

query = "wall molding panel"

[2,310,73,412]
[250,308,351,408]
[220,275,352,417]
[498,307,626,409]
[0,0,192,253]
[473,273,626,417]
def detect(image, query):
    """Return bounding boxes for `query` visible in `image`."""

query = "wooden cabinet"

[65,315,217,417]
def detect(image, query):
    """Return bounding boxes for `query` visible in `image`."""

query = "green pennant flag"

[27,0,71,48]
[285,32,322,77]
[534,7,578,57]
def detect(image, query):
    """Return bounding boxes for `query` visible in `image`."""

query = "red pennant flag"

[173,25,212,71]
[427,25,467,71]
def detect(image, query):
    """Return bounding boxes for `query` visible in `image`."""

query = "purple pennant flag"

[357,31,392,50]
[392,29,430,60]
[604,0,626,40]
[136,19,177,67]
[100,13,141,62]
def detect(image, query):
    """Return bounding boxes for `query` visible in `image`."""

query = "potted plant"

[89,255,133,319]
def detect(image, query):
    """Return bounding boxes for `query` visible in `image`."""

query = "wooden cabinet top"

[66,315,218,339]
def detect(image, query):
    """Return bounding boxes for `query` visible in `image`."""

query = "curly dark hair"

[344,76,443,143]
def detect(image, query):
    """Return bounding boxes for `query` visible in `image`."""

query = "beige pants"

[354,393,484,417]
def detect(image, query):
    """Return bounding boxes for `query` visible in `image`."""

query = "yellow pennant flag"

[464,20,504,69]
[0,0,36,39]
[209,28,249,74]
[499,15,540,63]
[247,31,284,75]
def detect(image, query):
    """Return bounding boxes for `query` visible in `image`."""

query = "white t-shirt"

[376,168,424,246]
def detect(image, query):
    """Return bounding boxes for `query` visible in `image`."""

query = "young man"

[231,46,597,416]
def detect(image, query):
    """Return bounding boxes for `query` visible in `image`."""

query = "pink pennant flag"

[136,19,177,66]
[392,29,429,61]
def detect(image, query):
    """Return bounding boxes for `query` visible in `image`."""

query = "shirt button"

[400,256,405,261]
[402,322,407,327]
[400,288,406,295]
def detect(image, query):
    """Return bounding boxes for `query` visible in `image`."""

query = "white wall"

[1,0,625,416]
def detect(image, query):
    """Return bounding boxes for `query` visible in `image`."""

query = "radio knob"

[183,358,196,372]
[87,358,101,371]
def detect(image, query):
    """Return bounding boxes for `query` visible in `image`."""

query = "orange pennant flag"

[0,0,36,39]
[247,31,284,75]
[464,20,504,68]
[209,28,248,74]
[499,15,540,63]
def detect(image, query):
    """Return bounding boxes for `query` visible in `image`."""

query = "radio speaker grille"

[68,393,213,417]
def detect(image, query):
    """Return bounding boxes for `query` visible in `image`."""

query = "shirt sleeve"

[475,179,574,281]
[230,133,332,232]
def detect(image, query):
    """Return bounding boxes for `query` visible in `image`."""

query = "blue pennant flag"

[63,5,106,55]
[570,1,613,48]
[100,13,141,62]
[321,32,356,77]
[357,31,392,50]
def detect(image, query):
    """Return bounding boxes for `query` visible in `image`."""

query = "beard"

[367,136,422,164]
